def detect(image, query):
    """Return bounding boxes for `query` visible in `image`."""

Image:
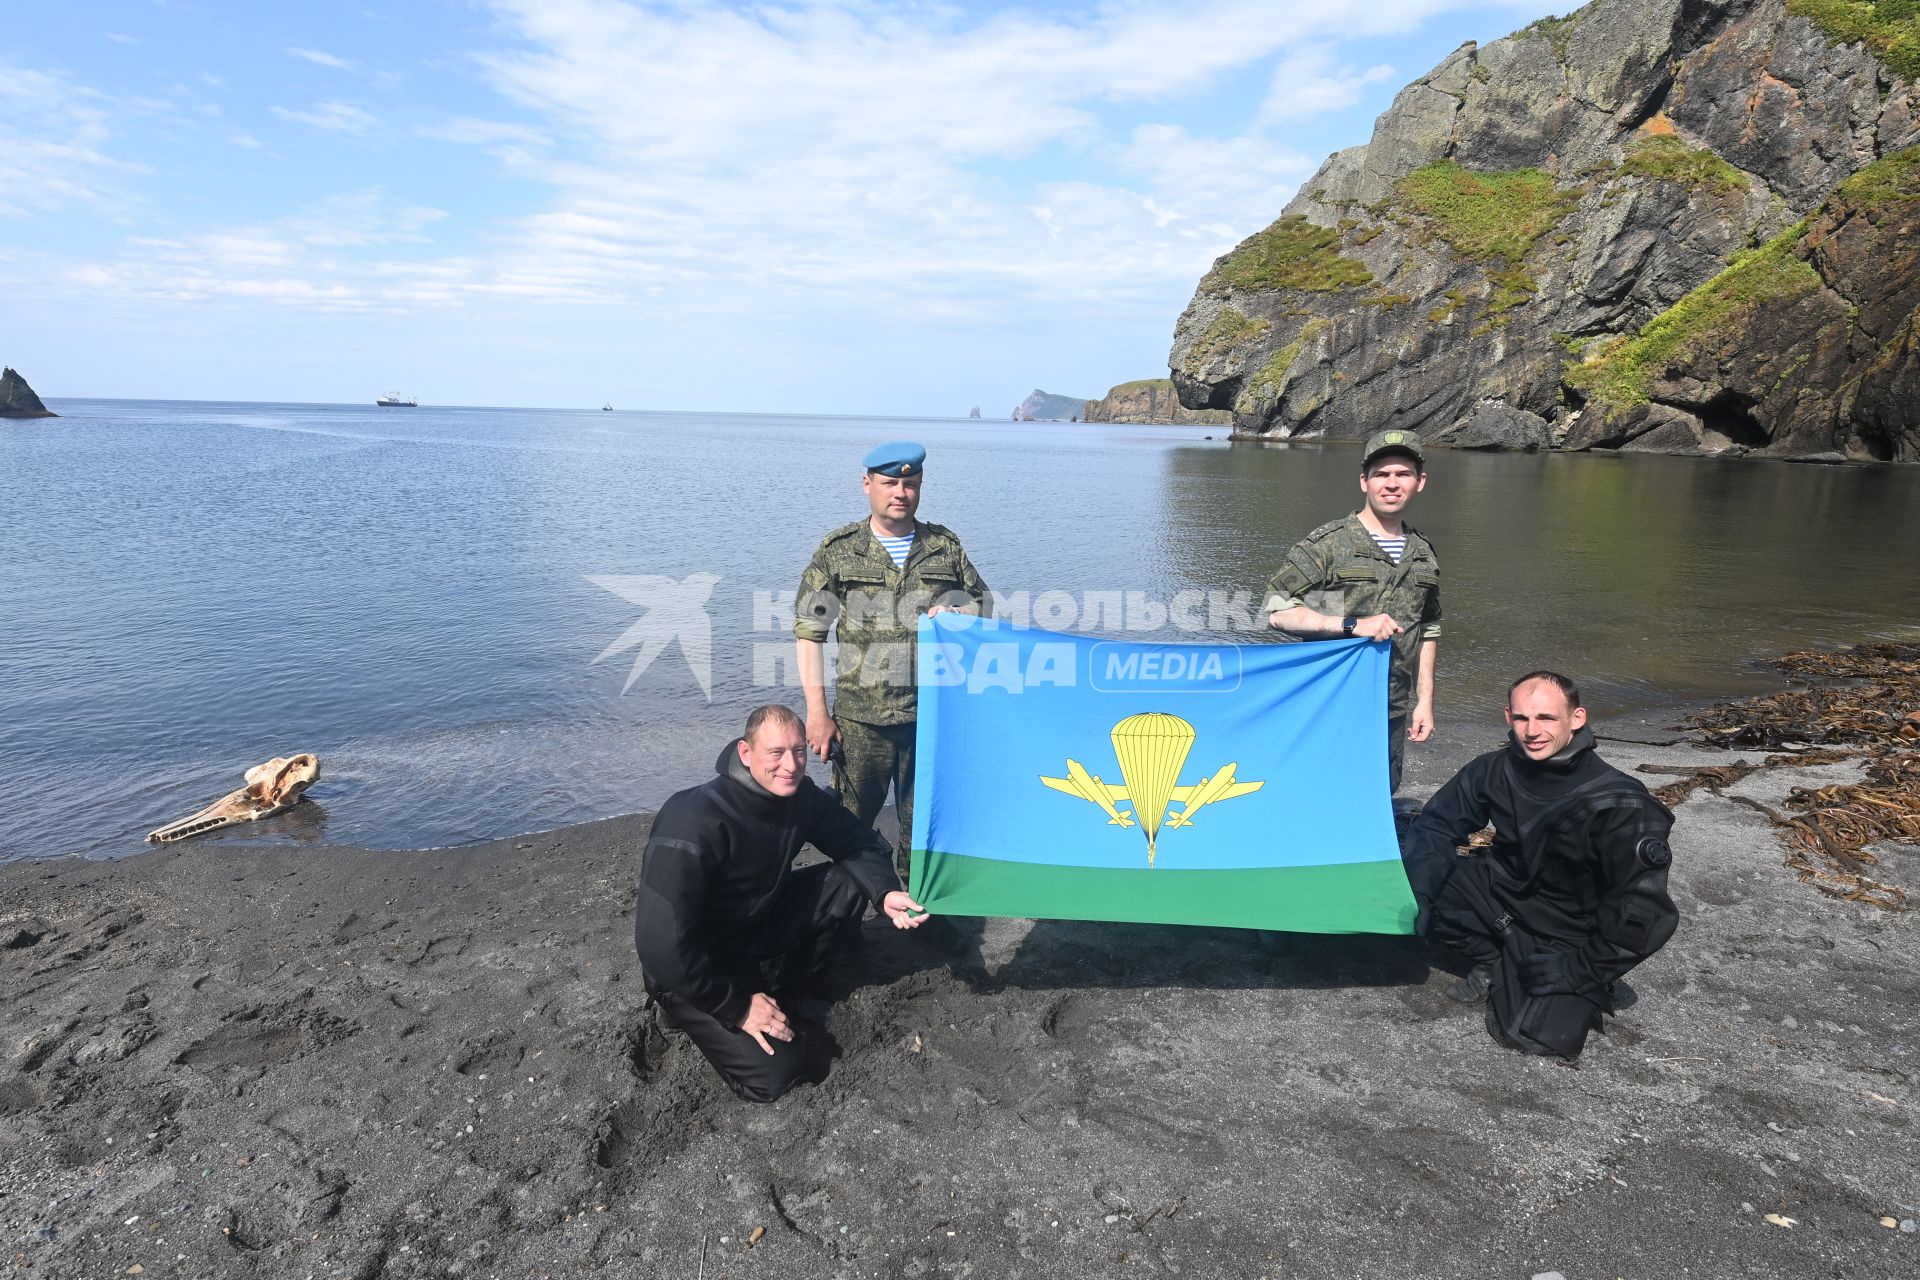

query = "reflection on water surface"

[3,399,1916,859]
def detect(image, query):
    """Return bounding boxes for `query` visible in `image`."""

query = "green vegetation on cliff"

[1394,162,1580,264]
[1620,136,1746,196]
[1202,215,1374,296]
[1788,0,1920,82]
[1241,319,1330,411]
[1832,144,1920,210]
[1394,161,1579,330]
[1564,220,1822,406]
[1519,9,1589,61]
[1185,308,1272,369]
[1108,378,1174,394]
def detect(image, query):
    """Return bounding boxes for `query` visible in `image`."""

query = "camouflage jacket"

[1261,513,1443,716]
[794,520,992,726]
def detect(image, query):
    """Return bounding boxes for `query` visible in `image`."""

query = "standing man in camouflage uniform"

[1262,429,1441,794]
[794,442,992,876]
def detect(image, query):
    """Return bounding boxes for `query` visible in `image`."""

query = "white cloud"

[288,47,355,71]
[1257,44,1400,124]
[0,64,150,216]
[60,190,464,311]
[420,116,549,148]
[25,0,1504,386]
[271,100,379,133]
[416,0,1457,322]
[280,190,449,247]
[228,131,263,148]
[1122,125,1320,234]
[106,32,139,45]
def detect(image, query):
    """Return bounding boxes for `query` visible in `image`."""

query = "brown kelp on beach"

[1688,644,1920,751]
[1644,643,1920,910]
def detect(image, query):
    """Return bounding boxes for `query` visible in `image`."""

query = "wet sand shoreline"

[5,723,1919,1278]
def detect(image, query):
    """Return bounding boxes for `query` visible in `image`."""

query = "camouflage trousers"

[832,718,917,879]
[1387,714,1407,796]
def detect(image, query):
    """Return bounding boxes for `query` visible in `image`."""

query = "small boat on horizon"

[602,402,613,411]
[376,392,418,407]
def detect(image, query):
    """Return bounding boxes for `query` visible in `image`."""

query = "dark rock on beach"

[1,366,56,418]
[1169,0,1920,462]
[3,734,1918,1278]
[1432,400,1555,451]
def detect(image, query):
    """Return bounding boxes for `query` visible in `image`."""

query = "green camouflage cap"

[1361,428,1424,470]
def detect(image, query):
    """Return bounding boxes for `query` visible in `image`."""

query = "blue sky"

[3,0,1567,414]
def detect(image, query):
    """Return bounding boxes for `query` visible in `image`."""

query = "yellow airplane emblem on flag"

[1039,712,1264,866]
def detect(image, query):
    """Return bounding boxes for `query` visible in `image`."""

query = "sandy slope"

[2,740,1917,1279]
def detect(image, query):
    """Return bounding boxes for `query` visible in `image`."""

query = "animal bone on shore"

[147,755,321,843]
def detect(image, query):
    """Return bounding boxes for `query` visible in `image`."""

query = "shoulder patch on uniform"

[820,519,869,546]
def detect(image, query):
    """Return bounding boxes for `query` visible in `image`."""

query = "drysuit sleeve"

[802,790,903,906]
[1564,798,1679,993]
[1403,755,1496,919]
[633,826,753,1029]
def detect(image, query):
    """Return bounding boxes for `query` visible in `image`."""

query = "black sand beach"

[4,733,1918,1279]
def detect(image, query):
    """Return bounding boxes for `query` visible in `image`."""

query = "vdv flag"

[909,614,1416,934]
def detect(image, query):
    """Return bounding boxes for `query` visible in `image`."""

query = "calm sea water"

[4,398,1919,862]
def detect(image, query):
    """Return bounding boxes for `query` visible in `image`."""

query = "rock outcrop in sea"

[1012,389,1090,421]
[1169,0,1920,461]
[1,367,56,419]
[1084,379,1234,425]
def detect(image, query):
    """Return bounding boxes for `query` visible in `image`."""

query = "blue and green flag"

[908,614,1415,934]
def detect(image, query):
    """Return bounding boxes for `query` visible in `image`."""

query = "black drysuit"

[633,740,901,1102]
[1404,727,1679,1059]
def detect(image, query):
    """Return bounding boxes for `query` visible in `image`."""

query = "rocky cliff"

[1,367,56,419]
[1084,379,1234,425]
[1169,0,1920,461]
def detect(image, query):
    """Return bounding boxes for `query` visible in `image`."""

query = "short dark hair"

[1508,670,1582,709]
[744,703,805,744]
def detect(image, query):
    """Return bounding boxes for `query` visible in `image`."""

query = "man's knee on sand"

[818,859,867,917]
[732,1036,828,1105]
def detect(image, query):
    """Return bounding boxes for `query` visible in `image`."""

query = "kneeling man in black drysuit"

[634,704,927,1102]
[1403,671,1679,1060]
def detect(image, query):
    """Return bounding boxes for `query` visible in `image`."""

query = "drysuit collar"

[1507,724,1598,774]
[715,737,791,817]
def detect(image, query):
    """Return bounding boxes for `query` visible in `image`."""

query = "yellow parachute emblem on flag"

[1039,713,1265,866]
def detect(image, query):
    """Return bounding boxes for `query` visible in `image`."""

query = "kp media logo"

[588,574,720,698]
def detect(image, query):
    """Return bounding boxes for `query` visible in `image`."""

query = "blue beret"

[863,440,926,477]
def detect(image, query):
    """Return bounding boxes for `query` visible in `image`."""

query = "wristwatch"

[1342,616,1358,637]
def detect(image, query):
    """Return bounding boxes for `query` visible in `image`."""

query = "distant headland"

[1084,378,1231,426]
[1011,388,1089,421]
